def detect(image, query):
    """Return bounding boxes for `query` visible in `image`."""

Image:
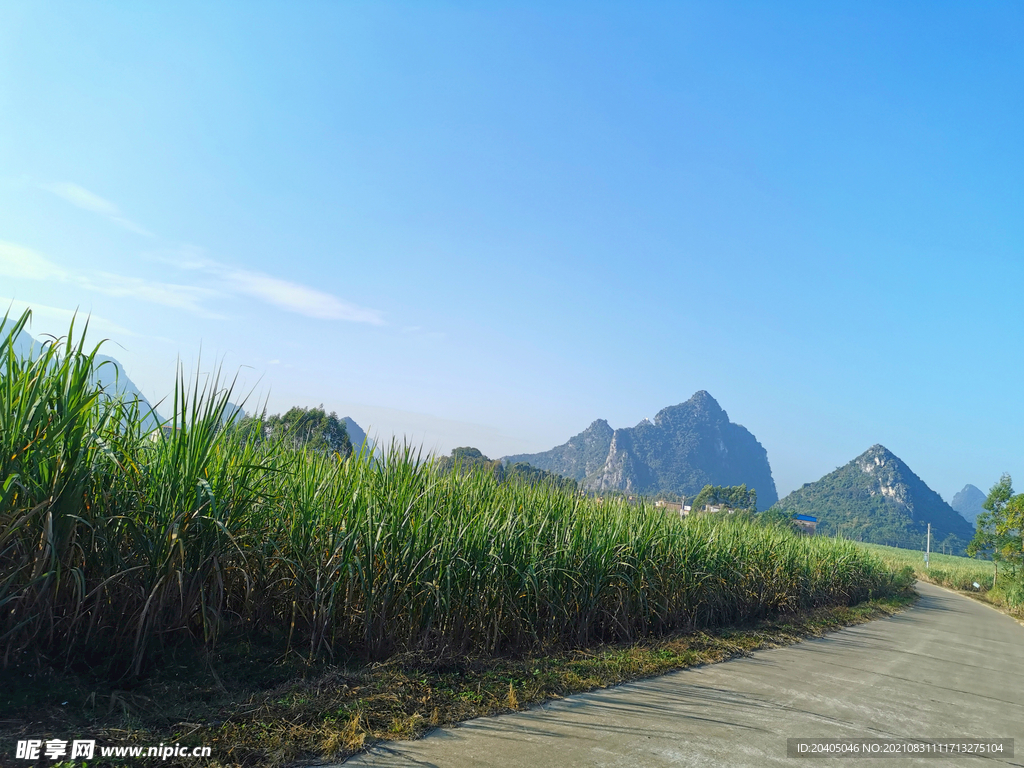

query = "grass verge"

[1,591,915,768]
[857,543,1023,618]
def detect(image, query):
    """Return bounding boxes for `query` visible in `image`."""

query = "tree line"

[233,405,353,457]
[968,474,1024,586]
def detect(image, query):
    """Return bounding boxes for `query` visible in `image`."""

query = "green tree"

[758,506,798,530]
[437,448,578,490]
[437,447,504,479]
[968,474,1023,583]
[236,405,352,457]
[690,484,757,514]
[1002,494,1024,574]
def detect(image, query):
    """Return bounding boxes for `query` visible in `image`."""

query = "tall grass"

[858,543,995,591]
[1,309,906,675]
[858,542,1024,616]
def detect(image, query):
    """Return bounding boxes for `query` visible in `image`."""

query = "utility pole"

[925,523,931,570]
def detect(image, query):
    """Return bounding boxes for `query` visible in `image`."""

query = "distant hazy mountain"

[9,326,37,358]
[342,417,375,457]
[222,402,247,425]
[951,484,986,525]
[774,444,974,552]
[92,354,164,430]
[505,391,778,509]
[0,316,44,359]
[506,419,614,482]
[4,324,163,431]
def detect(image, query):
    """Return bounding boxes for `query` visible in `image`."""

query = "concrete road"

[342,583,1024,767]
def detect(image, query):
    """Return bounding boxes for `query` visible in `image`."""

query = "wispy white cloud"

[0,297,142,339]
[160,249,386,324]
[0,240,222,318]
[83,272,223,318]
[401,324,446,341]
[5,235,384,325]
[33,180,382,324]
[221,267,384,323]
[42,181,153,237]
[0,241,70,281]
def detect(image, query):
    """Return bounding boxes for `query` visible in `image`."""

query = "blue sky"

[1,1,1022,499]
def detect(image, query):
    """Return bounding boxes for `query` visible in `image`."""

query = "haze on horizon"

[1,1,1022,501]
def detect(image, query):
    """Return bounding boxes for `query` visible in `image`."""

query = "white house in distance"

[654,500,692,519]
